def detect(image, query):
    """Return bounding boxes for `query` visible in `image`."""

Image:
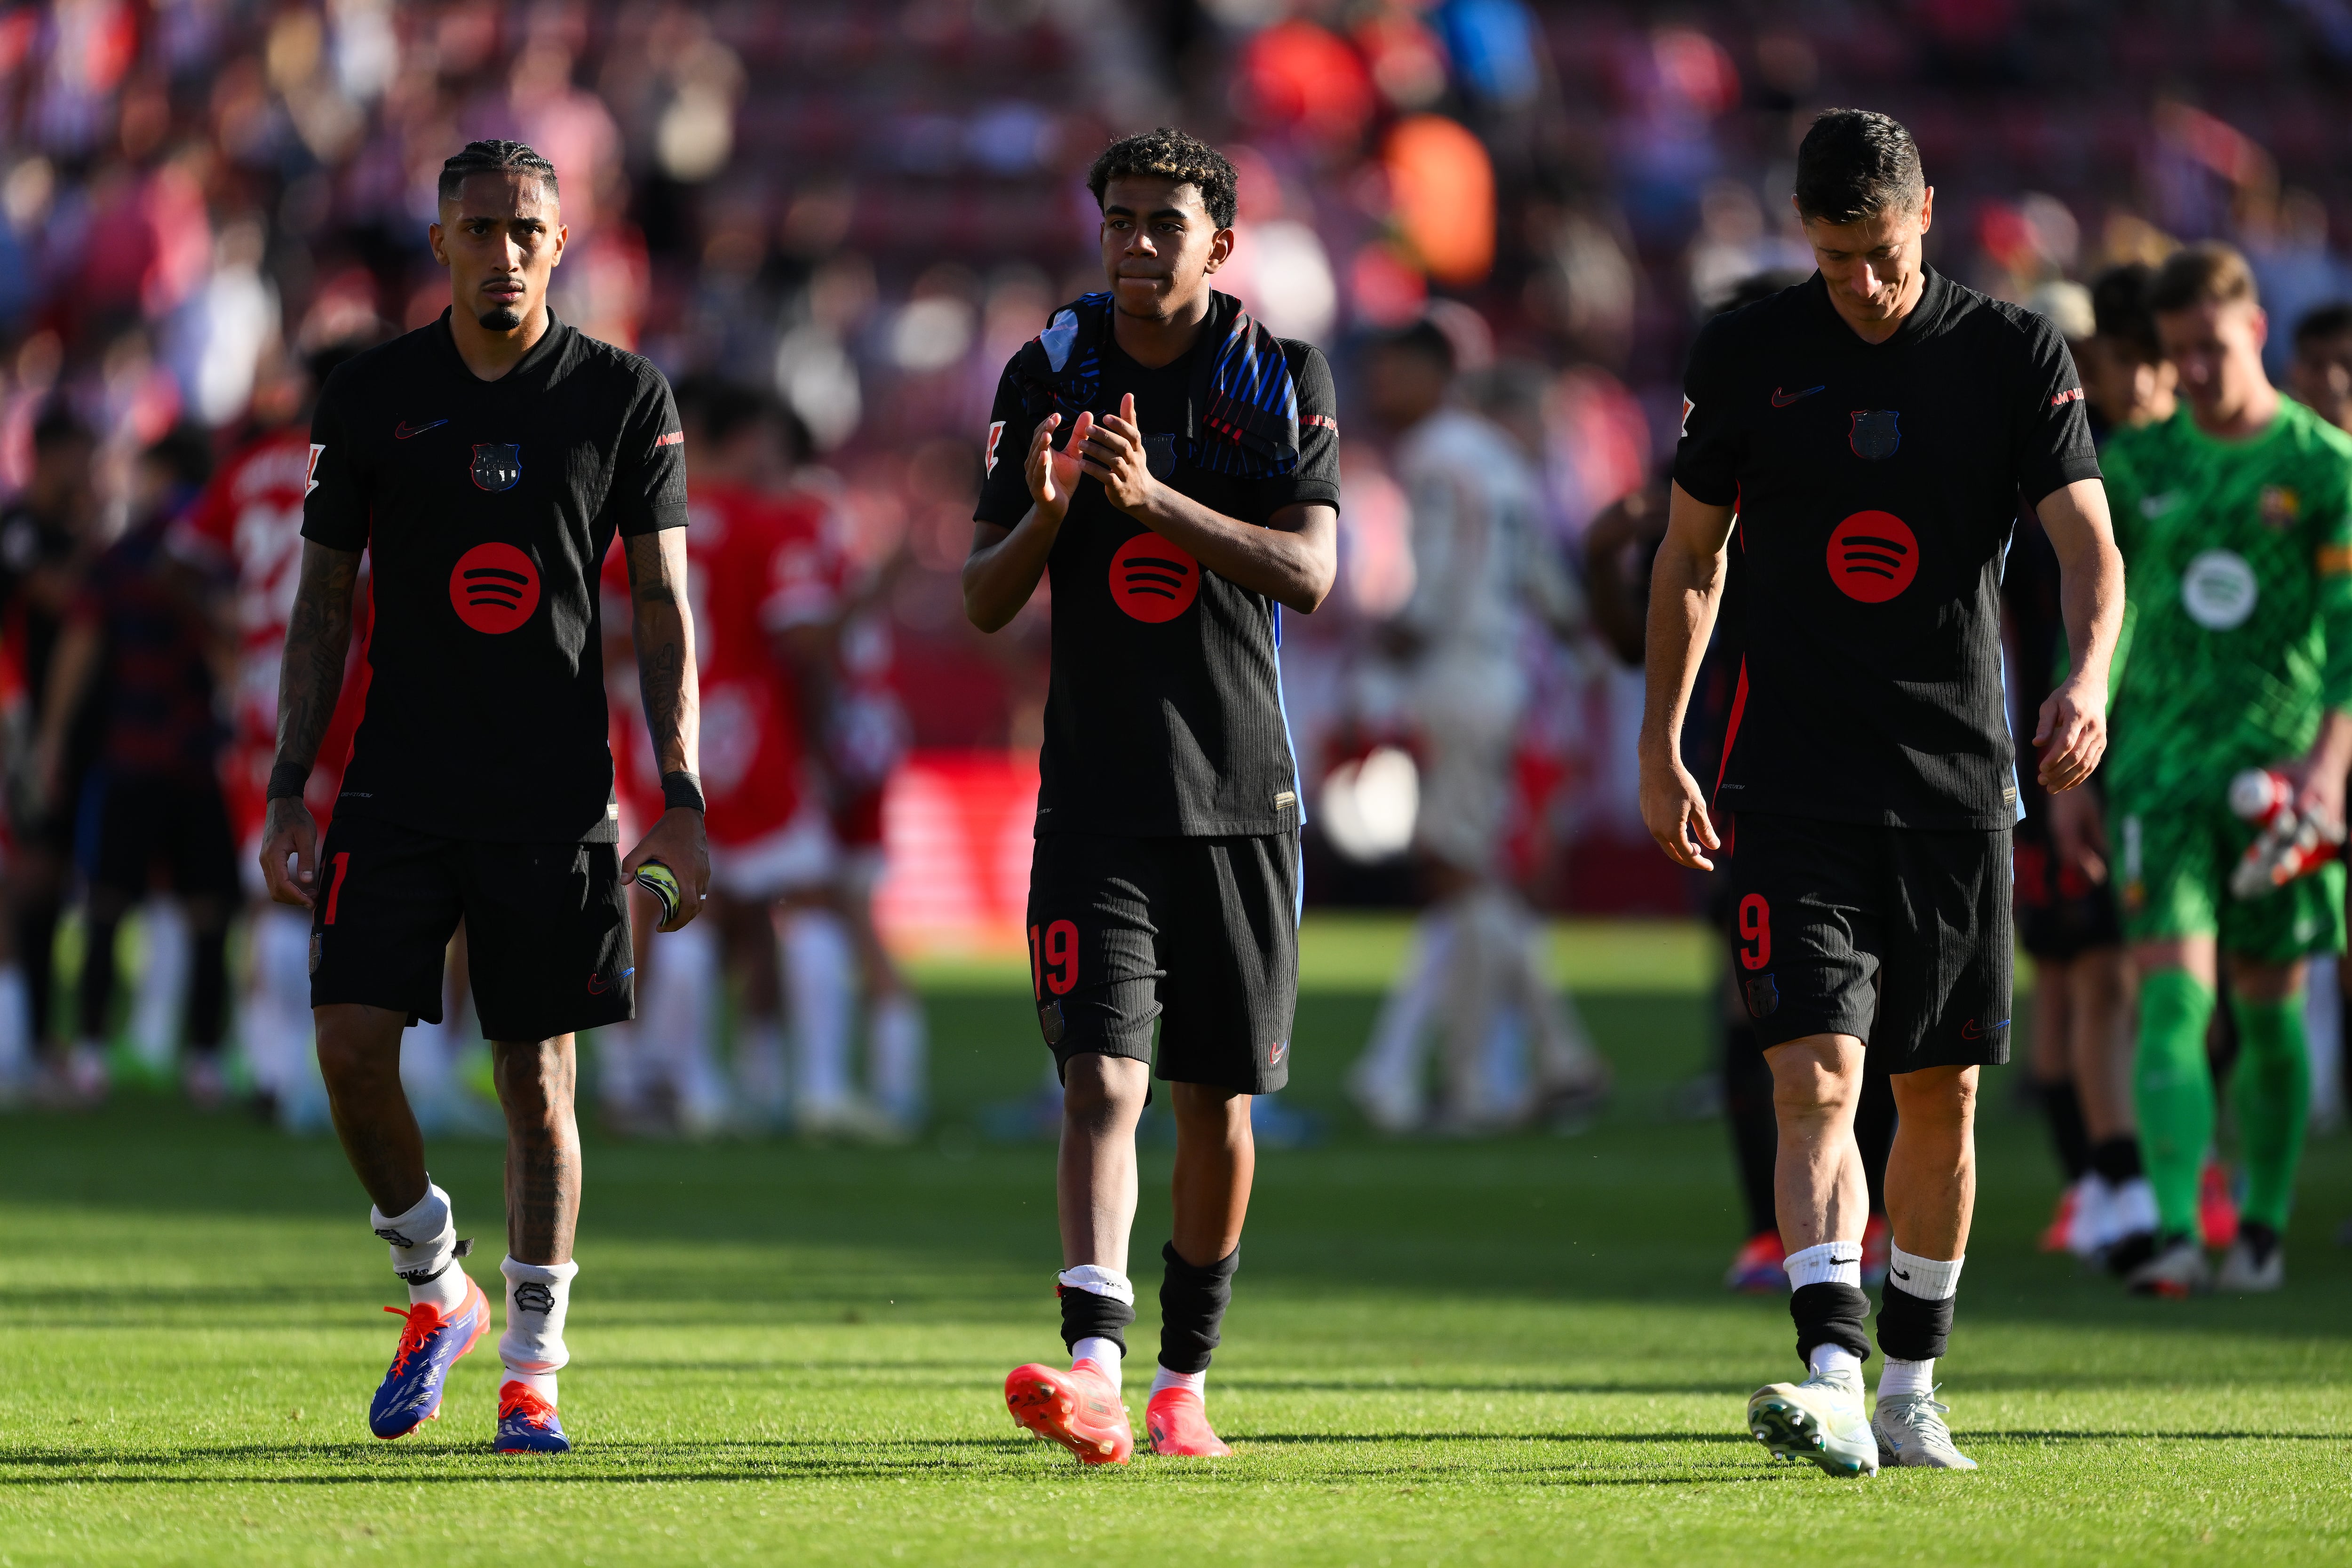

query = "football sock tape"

[2134,969,2218,1238]
[1057,1266,1136,1356]
[1788,1281,1872,1366]
[1158,1242,1239,1377]
[2228,995,2311,1232]
[500,1256,579,1374]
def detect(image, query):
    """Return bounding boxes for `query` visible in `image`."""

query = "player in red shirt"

[171,343,377,1125]
[603,381,860,1134]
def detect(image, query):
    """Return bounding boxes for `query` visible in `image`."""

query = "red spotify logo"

[1109,533,1200,622]
[449,542,541,633]
[1827,511,1918,603]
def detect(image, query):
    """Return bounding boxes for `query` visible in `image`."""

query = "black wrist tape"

[1875,1283,1956,1363]
[1158,1242,1240,1376]
[1057,1279,1135,1355]
[661,770,706,813]
[1790,1281,1873,1364]
[266,762,310,801]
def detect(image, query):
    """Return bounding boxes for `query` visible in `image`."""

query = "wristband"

[266,762,310,801]
[661,770,706,813]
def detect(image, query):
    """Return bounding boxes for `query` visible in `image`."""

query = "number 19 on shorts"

[1029,919,1078,999]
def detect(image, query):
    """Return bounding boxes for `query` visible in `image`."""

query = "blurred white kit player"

[1349,324,1609,1133]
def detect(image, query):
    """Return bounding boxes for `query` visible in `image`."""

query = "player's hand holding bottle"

[623,809,709,932]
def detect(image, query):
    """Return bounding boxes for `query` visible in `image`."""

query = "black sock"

[1057,1279,1135,1357]
[1790,1282,1872,1367]
[2090,1135,2144,1185]
[2038,1079,2091,1182]
[1875,1284,1955,1363]
[1158,1242,1239,1376]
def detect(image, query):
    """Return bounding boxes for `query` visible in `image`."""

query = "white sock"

[783,910,853,1107]
[1150,1365,1206,1399]
[246,908,310,1098]
[372,1183,468,1312]
[499,1255,580,1376]
[1071,1336,1124,1390]
[503,1368,557,1401]
[1886,1245,1964,1299]
[1808,1343,1862,1381]
[129,897,189,1074]
[868,991,927,1124]
[1877,1356,1933,1403]
[0,963,28,1086]
[1783,1239,1863,1290]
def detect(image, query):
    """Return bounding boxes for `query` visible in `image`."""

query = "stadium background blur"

[5,0,2352,1121]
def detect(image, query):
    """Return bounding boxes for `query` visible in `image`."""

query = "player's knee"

[1891,1065,1978,1131]
[1061,1052,1147,1129]
[1765,1038,1861,1119]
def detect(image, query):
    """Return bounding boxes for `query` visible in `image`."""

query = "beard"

[476,303,525,331]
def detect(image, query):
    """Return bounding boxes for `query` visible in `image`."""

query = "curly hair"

[437,138,559,204]
[1086,128,1238,229]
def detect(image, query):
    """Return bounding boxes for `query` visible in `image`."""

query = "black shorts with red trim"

[309,813,633,1042]
[1727,811,2012,1071]
[1025,830,1299,1095]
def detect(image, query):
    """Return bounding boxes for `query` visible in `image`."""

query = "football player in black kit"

[1638,111,2124,1474]
[964,129,1339,1464]
[259,141,708,1455]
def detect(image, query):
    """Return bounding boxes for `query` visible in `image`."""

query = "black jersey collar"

[429,304,572,390]
[1809,264,1950,350]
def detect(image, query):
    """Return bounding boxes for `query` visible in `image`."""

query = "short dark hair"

[2295,302,2352,350]
[2147,241,2258,314]
[437,139,559,204]
[1794,110,1924,225]
[1087,128,1237,230]
[1373,318,1455,375]
[141,423,214,493]
[2090,263,2162,362]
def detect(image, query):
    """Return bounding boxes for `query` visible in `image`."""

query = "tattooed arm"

[620,528,709,929]
[258,542,362,907]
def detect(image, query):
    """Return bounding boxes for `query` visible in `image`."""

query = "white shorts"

[708,807,836,901]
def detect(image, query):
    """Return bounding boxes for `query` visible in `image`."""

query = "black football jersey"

[1674,268,2100,830]
[302,310,686,843]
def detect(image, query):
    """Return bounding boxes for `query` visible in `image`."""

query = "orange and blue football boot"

[1005,1358,1133,1465]
[369,1275,491,1439]
[1724,1230,1786,1293]
[1144,1387,1232,1457]
[495,1381,571,1453]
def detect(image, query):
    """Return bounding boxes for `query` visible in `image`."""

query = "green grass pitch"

[3,916,2348,1564]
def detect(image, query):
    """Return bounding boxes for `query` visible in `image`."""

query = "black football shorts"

[2011,788,2122,962]
[308,813,634,1042]
[1025,831,1299,1094]
[1727,811,2013,1070]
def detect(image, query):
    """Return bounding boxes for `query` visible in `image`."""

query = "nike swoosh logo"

[1891,1268,1910,1280]
[1771,385,1825,407]
[394,419,449,439]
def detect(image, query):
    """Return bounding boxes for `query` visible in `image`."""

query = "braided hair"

[437,139,559,204]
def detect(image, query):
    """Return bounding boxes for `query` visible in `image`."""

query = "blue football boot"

[495,1381,572,1453]
[368,1274,490,1439]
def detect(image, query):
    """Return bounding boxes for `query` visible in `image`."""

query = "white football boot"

[1873,1390,1978,1470]
[1748,1363,1878,1477]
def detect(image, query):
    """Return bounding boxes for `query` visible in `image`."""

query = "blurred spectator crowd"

[11,0,2352,1123]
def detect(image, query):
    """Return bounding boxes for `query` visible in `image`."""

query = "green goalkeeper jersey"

[2101,397,2352,802]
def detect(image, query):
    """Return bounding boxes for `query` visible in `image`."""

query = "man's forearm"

[1637,543,1724,764]
[35,622,99,763]
[274,544,361,770]
[1128,488,1331,611]
[2058,540,2125,697]
[633,600,697,777]
[963,510,1057,632]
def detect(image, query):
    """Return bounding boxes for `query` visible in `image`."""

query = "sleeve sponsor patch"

[984,420,1006,475]
[653,430,684,448]
[1303,413,1338,430]
[306,443,325,497]
[2050,387,2084,407]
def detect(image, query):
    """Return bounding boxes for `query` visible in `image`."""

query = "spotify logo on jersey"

[1109,533,1201,622]
[2180,549,2257,629]
[1827,510,1919,603]
[449,542,541,633]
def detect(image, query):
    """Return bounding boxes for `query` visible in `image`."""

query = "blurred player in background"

[175,341,380,1127]
[36,427,233,1106]
[2085,244,2352,1296]
[262,140,707,1455]
[2019,265,2173,1265]
[967,130,1340,1464]
[2288,302,2352,435]
[1347,317,1608,1135]
[0,405,97,1102]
